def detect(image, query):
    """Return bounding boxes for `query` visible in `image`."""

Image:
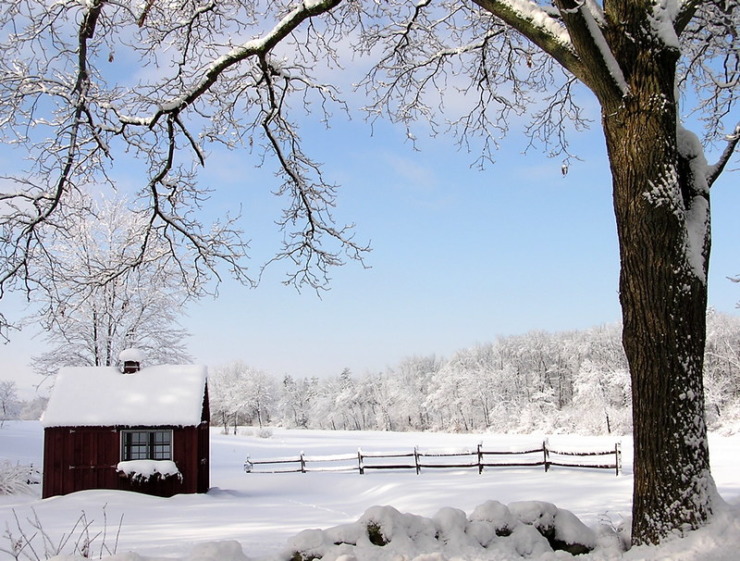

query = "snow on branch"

[648,0,681,50]
[472,0,582,77]
[552,0,629,99]
[477,0,571,46]
[119,0,344,128]
[706,123,740,188]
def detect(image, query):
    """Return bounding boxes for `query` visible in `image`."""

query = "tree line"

[209,309,740,436]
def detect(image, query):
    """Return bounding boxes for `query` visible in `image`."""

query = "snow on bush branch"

[116,460,183,484]
[0,461,38,496]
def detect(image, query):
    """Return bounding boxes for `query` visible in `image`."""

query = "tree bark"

[600,22,714,544]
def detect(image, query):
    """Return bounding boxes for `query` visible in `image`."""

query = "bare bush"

[0,507,123,560]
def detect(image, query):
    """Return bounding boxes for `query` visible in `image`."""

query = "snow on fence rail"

[244,441,622,476]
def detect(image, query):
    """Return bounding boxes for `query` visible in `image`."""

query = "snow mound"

[185,540,250,561]
[282,500,609,561]
[45,540,249,561]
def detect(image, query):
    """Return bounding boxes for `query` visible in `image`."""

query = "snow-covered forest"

[209,310,740,436]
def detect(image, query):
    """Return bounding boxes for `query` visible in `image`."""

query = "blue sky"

[182,114,739,380]
[2,83,739,396]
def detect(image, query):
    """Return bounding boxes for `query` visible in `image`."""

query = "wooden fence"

[244,441,622,476]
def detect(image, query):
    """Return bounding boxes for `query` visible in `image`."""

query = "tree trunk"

[601,44,714,543]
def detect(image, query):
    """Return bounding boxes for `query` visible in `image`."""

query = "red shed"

[41,353,209,498]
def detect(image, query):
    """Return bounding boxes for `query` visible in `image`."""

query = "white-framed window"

[121,430,172,461]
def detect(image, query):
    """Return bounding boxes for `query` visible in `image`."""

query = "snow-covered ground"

[1,421,739,560]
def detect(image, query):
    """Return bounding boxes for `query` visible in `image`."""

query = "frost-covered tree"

[279,375,316,428]
[704,310,740,426]
[240,367,278,428]
[384,355,441,431]
[0,0,737,545]
[565,324,630,434]
[29,196,193,375]
[334,369,372,431]
[18,396,48,422]
[0,380,20,427]
[210,361,277,430]
[570,359,631,435]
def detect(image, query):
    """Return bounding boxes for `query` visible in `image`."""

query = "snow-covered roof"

[42,364,208,428]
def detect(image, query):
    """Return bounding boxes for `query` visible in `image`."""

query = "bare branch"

[707,123,740,187]
[679,1,739,145]
[358,1,592,166]
[472,0,583,79]
[0,0,369,333]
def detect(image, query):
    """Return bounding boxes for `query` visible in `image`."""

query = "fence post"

[358,450,364,475]
[615,442,621,476]
[300,452,306,473]
[414,446,421,475]
[477,443,483,475]
[543,440,550,472]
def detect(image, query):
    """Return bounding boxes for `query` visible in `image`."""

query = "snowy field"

[1,421,739,561]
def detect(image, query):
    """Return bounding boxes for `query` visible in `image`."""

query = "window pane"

[152,431,171,460]
[122,430,172,461]
[153,431,170,445]
[123,431,149,460]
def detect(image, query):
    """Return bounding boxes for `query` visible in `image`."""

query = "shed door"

[67,428,118,494]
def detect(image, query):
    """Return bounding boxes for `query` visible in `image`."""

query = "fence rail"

[244,441,622,476]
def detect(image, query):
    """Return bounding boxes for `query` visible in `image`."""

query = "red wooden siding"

[43,382,210,499]
[43,422,209,498]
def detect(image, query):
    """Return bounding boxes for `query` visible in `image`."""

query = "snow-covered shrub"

[0,460,36,495]
[238,426,274,438]
[116,460,182,483]
[469,500,517,537]
[282,500,620,561]
[595,512,631,552]
[509,500,597,555]
[258,427,274,439]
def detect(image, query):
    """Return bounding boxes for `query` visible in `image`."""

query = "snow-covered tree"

[0,0,737,545]
[334,369,372,431]
[0,380,20,427]
[570,359,631,435]
[279,375,316,428]
[18,396,48,422]
[29,196,193,376]
[209,366,241,433]
[704,310,740,426]
[209,361,277,430]
[384,355,441,431]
